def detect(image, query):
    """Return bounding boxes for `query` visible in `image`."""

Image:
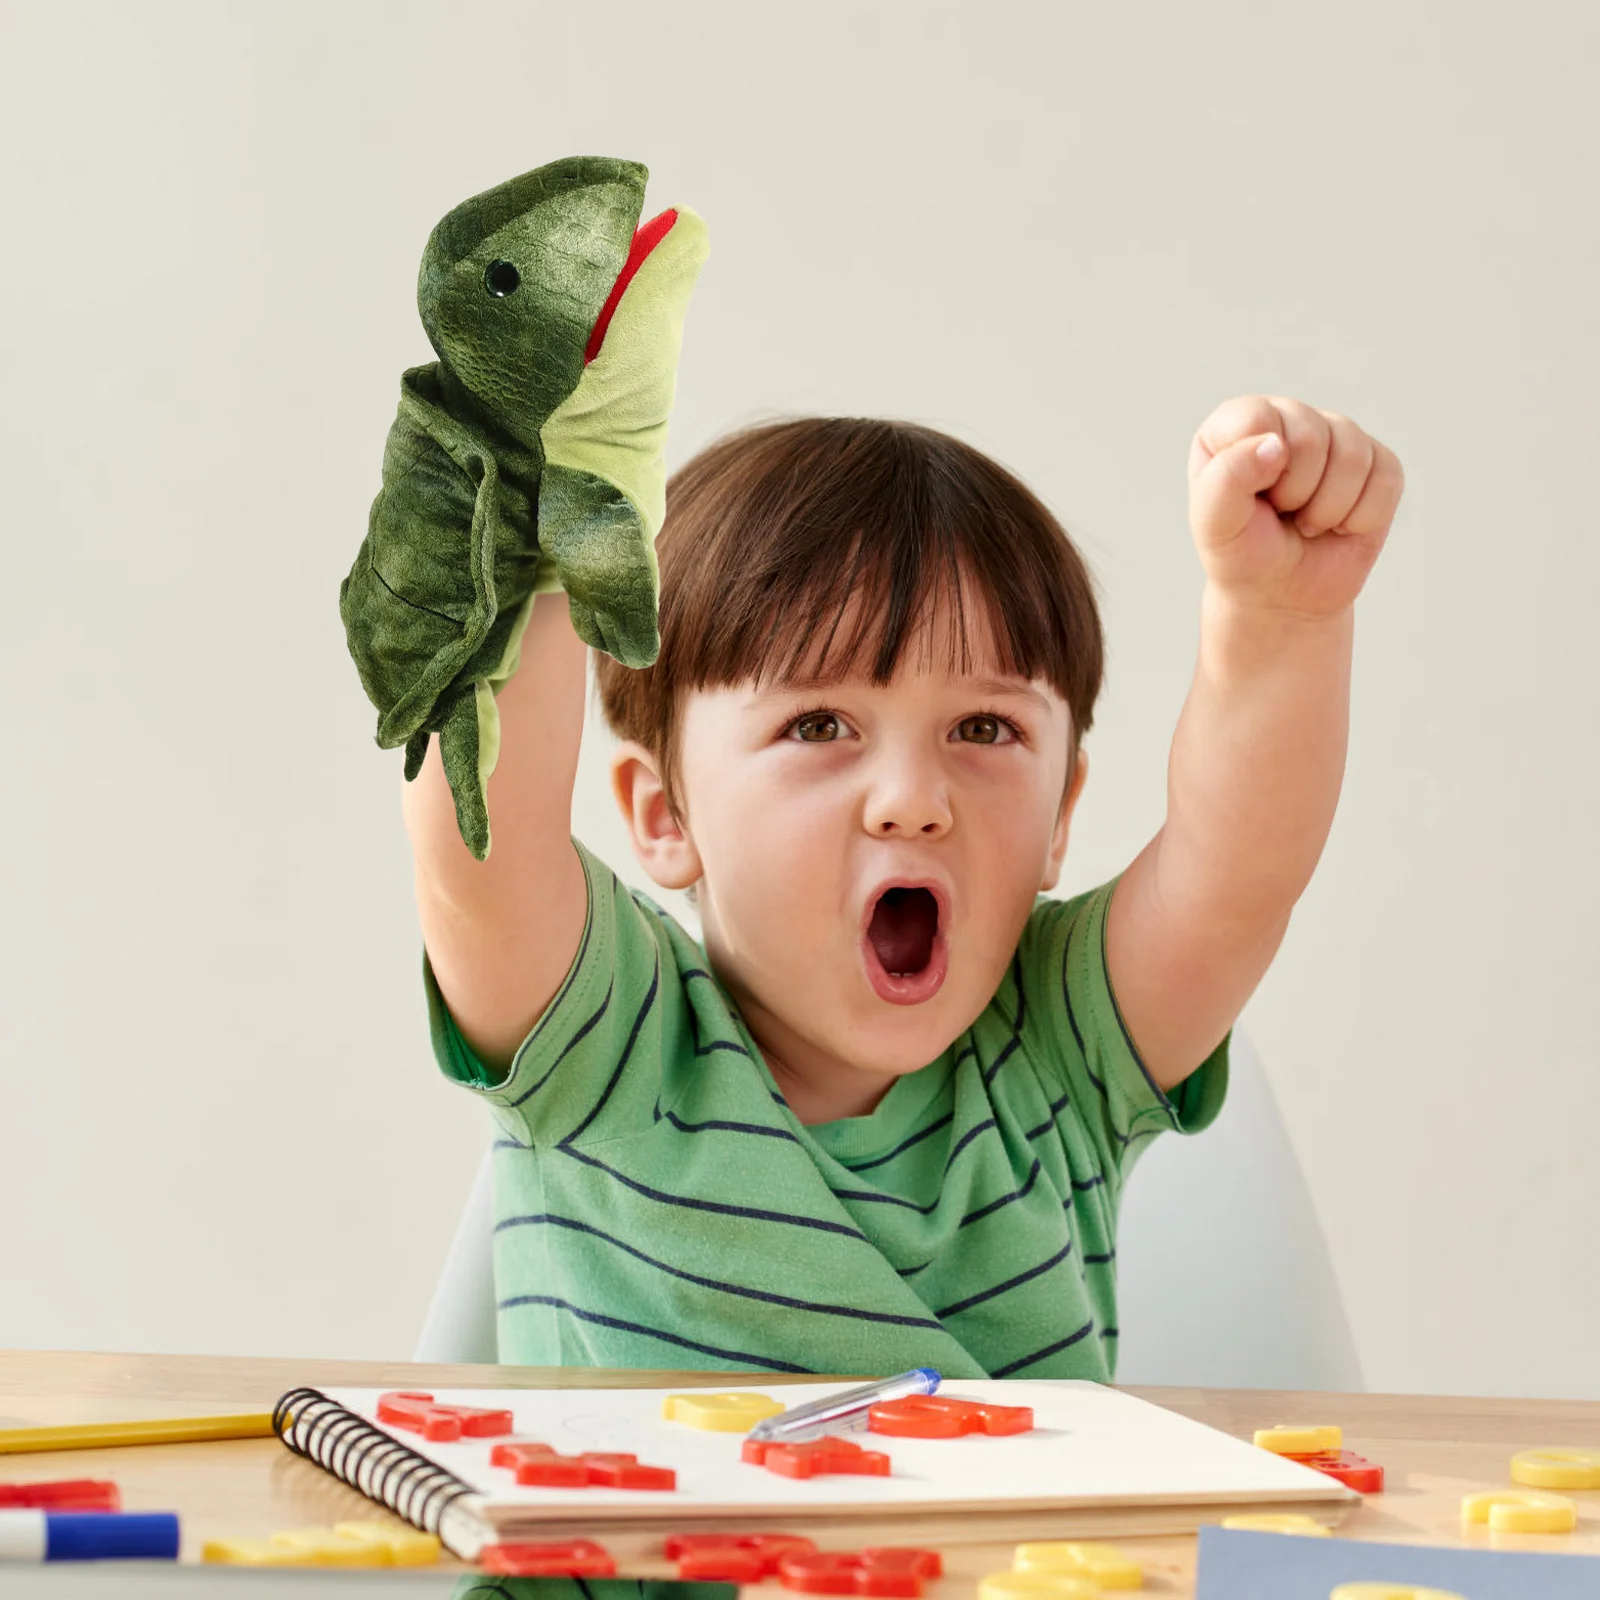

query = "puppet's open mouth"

[583,207,680,364]
[867,888,941,977]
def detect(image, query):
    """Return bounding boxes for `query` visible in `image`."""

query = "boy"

[403,398,1402,1377]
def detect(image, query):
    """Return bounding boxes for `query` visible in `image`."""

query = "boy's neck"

[718,974,903,1125]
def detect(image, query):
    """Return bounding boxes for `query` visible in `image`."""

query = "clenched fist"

[1187,395,1405,618]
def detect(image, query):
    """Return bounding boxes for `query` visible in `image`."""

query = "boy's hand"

[1187,394,1405,619]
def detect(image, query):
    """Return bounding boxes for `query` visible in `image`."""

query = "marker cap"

[0,1511,183,1562]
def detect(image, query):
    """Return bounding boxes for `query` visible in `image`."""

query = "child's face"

[623,594,1087,1118]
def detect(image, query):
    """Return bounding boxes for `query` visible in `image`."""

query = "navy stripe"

[493,1136,529,1151]
[935,1239,1074,1319]
[678,966,754,1062]
[891,1160,1049,1278]
[502,869,609,1108]
[944,1116,997,1169]
[497,1293,813,1373]
[1084,1248,1116,1264]
[1023,1090,1072,1141]
[560,957,659,1146]
[991,1317,1096,1376]
[1059,916,1108,1094]
[1100,1326,1119,1339]
[663,1110,800,1142]
[959,1158,1042,1228]
[1071,1173,1106,1192]
[983,1034,1023,1085]
[495,1212,944,1330]
[983,954,1028,1084]
[559,1144,868,1239]
[841,1111,955,1174]
[833,1116,998,1211]
[508,973,613,1108]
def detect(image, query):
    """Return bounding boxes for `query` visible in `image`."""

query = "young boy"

[403,398,1402,1378]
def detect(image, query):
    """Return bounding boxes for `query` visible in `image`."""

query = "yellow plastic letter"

[1330,1587,1466,1600]
[1510,1448,1600,1491]
[202,1539,317,1567]
[1461,1490,1576,1533]
[334,1521,441,1565]
[1219,1513,1332,1537]
[1252,1424,1343,1455]
[661,1391,785,1432]
[1012,1541,1142,1588]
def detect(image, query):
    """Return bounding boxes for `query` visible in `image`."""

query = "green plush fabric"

[339,156,708,858]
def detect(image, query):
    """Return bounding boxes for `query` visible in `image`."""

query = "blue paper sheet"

[1196,1526,1600,1597]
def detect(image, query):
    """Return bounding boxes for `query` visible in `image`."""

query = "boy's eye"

[956,714,1013,744]
[790,712,842,742]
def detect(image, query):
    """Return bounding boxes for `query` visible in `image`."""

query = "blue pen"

[0,1510,180,1562]
[746,1368,941,1443]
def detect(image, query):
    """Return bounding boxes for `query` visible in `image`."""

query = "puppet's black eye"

[484,260,521,297]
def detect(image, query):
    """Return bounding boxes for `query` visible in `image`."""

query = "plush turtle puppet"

[340,156,708,858]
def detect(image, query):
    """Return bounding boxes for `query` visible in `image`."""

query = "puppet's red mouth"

[583,207,679,365]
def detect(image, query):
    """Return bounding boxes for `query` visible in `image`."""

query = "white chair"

[414,1028,1365,1390]
[414,1147,498,1365]
[1113,1028,1365,1391]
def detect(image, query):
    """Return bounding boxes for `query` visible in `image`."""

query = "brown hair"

[595,416,1104,817]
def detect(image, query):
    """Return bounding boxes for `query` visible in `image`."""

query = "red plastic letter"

[743,1437,891,1479]
[1294,1449,1385,1494]
[867,1396,1033,1438]
[778,1547,941,1597]
[578,1451,677,1491]
[489,1441,675,1490]
[479,1539,616,1577]
[376,1391,513,1442]
[666,1532,816,1579]
[489,1442,589,1487]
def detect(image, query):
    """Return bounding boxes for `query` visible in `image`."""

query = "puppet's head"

[417,156,647,441]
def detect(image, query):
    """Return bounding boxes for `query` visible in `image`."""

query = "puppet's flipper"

[341,384,511,753]
[538,204,709,667]
[437,682,496,861]
[537,463,658,666]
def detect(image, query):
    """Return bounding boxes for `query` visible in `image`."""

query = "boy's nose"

[862,760,952,838]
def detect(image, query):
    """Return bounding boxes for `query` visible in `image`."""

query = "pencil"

[0,1414,277,1455]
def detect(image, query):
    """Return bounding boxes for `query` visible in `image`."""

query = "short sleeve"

[1018,876,1228,1185]
[422,838,681,1148]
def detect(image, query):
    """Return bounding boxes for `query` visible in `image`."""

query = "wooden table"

[3,1352,1598,1593]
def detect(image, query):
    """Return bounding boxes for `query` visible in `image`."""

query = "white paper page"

[317,1380,1354,1514]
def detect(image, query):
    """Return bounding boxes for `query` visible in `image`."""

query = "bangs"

[662,418,1093,699]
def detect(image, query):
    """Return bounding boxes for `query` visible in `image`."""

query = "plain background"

[1,1,1594,1398]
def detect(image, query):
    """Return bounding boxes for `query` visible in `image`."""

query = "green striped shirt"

[424,839,1227,1378]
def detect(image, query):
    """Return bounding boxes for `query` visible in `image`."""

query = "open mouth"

[862,886,949,1006]
[583,207,680,364]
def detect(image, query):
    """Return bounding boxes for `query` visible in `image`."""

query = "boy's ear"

[611,741,703,892]
[1040,749,1089,893]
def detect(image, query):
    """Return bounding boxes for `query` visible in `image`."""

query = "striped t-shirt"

[424,839,1227,1379]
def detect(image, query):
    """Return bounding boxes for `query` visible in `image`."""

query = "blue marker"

[746,1367,941,1443]
[0,1510,179,1562]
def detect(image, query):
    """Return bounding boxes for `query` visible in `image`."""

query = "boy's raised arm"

[401,592,590,1075]
[1107,394,1405,1089]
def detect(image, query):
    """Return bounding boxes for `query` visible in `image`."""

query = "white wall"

[1,1,1595,1396]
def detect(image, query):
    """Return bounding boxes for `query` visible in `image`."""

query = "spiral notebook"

[273,1380,1355,1561]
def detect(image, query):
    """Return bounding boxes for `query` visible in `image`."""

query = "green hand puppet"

[340,156,708,858]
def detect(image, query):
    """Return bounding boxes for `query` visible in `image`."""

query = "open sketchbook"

[276,1380,1355,1559]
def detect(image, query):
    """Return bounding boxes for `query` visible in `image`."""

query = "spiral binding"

[272,1386,478,1539]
